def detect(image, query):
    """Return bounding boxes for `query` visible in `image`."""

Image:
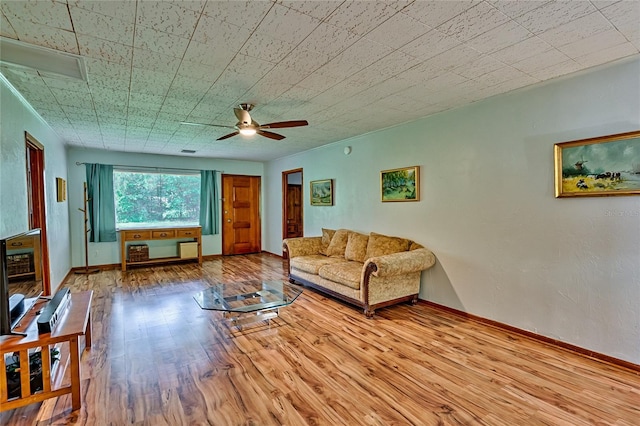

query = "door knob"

[227,219,231,222]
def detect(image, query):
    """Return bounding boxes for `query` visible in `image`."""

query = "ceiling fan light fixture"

[239,128,257,136]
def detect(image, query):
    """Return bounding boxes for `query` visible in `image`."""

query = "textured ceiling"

[1,1,638,161]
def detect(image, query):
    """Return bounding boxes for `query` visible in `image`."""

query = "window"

[113,170,200,228]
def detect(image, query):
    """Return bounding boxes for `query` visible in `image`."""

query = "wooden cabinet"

[0,291,92,412]
[120,226,202,272]
[6,234,42,281]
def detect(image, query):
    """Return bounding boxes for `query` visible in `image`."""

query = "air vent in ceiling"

[0,37,87,81]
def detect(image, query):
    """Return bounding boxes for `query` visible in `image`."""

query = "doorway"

[25,132,51,295]
[282,168,303,241]
[221,174,261,255]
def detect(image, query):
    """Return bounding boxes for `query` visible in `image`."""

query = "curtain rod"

[75,162,223,174]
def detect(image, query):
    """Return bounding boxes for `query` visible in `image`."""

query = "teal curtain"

[86,163,117,242]
[199,170,219,235]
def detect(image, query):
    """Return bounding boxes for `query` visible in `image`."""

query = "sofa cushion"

[326,228,350,257]
[344,231,369,262]
[290,255,345,275]
[365,232,410,260]
[318,261,362,290]
[319,228,335,255]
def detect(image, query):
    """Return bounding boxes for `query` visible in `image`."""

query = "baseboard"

[418,300,639,374]
[70,263,119,272]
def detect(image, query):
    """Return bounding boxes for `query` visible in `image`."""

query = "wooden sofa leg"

[410,295,418,305]
[364,308,375,318]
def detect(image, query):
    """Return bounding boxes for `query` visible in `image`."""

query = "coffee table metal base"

[223,308,279,330]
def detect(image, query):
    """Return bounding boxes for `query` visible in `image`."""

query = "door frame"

[282,168,303,241]
[25,132,51,295]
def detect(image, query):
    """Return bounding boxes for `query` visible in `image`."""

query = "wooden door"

[285,184,302,238]
[222,175,261,255]
[26,133,51,295]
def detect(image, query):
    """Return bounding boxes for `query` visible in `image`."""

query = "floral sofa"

[283,229,436,317]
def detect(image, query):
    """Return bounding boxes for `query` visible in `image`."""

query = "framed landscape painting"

[310,179,333,206]
[554,130,640,198]
[381,166,419,202]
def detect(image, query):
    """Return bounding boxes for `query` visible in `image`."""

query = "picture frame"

[381,166,420,202]
[310,179,333,206]
[56,177,66,202]
[554,130,640,198]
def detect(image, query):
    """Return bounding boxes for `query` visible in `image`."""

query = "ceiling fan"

[182,103,309,141]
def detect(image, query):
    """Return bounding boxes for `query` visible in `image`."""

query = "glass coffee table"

[194,280,302,329]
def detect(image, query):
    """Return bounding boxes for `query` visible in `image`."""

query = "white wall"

[264,57,640,364]
[1,76,70,292]
[66,148,263,267]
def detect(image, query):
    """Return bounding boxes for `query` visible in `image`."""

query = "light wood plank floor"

[2,254,638,425]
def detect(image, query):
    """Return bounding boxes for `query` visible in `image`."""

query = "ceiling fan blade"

[257,130,285,140]
[217,131,240,140]
[259,120,309,129]
[180,121,235,129]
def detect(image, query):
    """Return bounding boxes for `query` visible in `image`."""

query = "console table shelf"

[0,291,92,412]
[120,226,202,272]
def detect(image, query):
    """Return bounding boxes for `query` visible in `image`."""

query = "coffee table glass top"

[194,280,302,313]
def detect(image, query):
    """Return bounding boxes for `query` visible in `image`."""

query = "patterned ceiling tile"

[129,68,174,96]
[68,0,136,24]
[536,12,614,48]
[11,18,79,54]
[70,6,134,45]
[182,40,237,67]
[190,13,251,50]
[528,59,583,81]
[134,25,190,58]
[278,1,341,20]
[558,28,629,59]
[437,1,510,42]
[599,1,640,47]
[365,11,432,49]
[77,34,132,64]
[490,36,553,65]
[0,11,17,38]
[1,0,72,30]
[132,48,182,75]
[465,20,533,54]
[297,22,359,59]
[514,1,597,34]
[488,0,551,19]
[401,29,461,61]
[136,1,200,39]
[241,32,298,63]
[402,1,480,28]
[325,0,410,36]
[201,0,272,30]
[511,48,572,74]
[453,55,506,80]
[574,42,638,67]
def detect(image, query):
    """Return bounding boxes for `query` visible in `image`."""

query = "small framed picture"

[310,179,333,206]
[554,130,640,197]
[381,166,419,202]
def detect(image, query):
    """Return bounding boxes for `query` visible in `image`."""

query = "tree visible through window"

[114,170,200,228]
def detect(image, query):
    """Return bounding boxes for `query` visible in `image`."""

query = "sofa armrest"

[365,248,436,277]
[283,237,323,258]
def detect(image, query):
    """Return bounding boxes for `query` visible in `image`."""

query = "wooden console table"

[120,226,202,272]
[0,290,92,412]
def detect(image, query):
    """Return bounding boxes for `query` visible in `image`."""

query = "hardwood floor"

[2,253,638,425]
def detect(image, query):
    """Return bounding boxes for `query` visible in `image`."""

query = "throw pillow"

[326,228,350,258]
[319,228,336,255]
[365,232,410,260]
[344,232,369,262]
